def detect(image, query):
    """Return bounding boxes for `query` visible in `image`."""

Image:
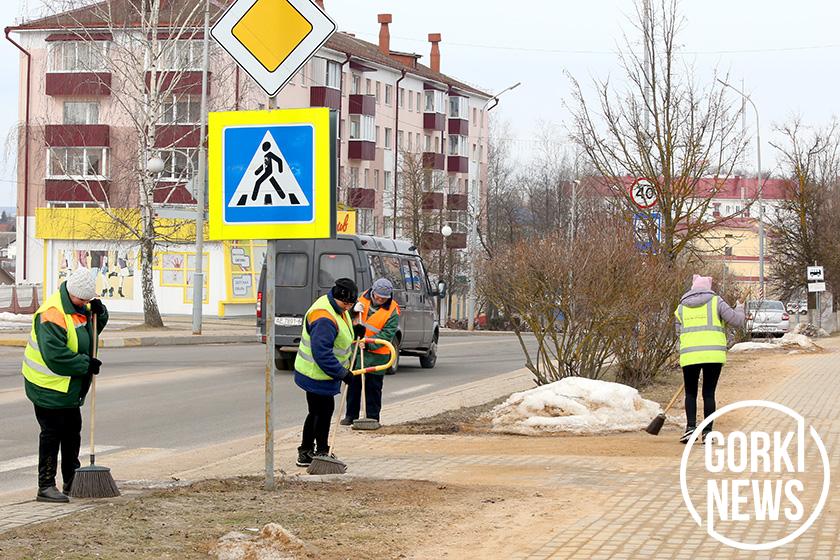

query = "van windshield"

[276,253,307,287]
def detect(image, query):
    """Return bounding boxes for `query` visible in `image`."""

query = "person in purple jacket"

[674,274,746,444]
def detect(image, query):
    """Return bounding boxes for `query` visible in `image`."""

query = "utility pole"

[642,0,651,132]
[192,0,210,334]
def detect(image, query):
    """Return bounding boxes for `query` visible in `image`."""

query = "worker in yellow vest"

[22,267,108,503]
[293,278,362,468]
[674,274,744,444]
[342,278,401,429]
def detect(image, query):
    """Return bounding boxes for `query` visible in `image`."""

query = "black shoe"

[296,448,314,468]
[339,417,354,426]
[62,482,72,496]
[679,427,696,444]
[37,486,69,503]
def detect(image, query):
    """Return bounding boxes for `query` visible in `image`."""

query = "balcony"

[421,191,444,210]
[448,118,469,136]
[46,72,111,96]
[348,187,376,209]
[422,152,445,171]
[348,94,375,116]
[155,125,201,148]
[45,179,109,202]
[153,184,196,204]
[145,71,209,95]
[421,231,443,250]
[445,232,468,249]
[45,124,109,147]
[310,86,341,111]
[423,112,446,131]
[447,193,468,211]
[348,141,375,161]
[447,156,469,174]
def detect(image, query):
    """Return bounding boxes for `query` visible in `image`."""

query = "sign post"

[264,239,276,490]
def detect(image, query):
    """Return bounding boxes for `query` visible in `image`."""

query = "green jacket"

[353,300,399,373]
[24,283,108,409]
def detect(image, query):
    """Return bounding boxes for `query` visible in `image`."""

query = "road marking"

[391,383,433,397]
[0,446,122,474]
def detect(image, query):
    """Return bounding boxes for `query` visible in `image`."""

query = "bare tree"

[567,0,749,260]
[769,118,840,300]
[39,0,235,327]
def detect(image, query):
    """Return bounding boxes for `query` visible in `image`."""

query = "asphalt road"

[0,335,535,498]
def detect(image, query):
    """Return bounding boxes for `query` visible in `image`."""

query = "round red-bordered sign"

[631,178,658,209]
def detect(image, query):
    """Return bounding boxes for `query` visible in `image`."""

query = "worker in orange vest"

[342,278,400,428]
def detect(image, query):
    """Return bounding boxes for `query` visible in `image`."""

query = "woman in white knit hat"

[20,267,108,503]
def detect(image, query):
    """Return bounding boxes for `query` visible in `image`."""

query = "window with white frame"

[415,133,421,153]
[416,92,421,113]
[48,147,107,179]
[63,101,99,125]
[357,208,375,235]
[448,134,468,157]
[161,95,201,124]
[350,167,359,188]
[374,169,380,189]
[157,148,198,181]
[449,96,468,119]
[326,60,340,88]
[349,114,375,141]
[47,201,100,208]
[50,41,109,72]
[366,78,372,95]
[375,125,380,144]
[351,74,361,94]
[364,168,370,188]
[398,87,405,108]
[397,130,404,149]
[424,134,432,151]
[375,81,381,103]
[160,40,203,70]
[384,127,392,149]
[409,90,414,111]
[407,133,412,152]
[385,84,393,105]
[424,90,445,113]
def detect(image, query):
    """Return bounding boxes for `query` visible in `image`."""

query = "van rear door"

[273,240,315,339]
[314,238,363,300]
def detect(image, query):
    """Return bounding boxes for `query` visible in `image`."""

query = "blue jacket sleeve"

[309,318,348,380]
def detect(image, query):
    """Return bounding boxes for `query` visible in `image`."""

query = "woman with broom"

[21,267,108,502]
[674,274,744,444]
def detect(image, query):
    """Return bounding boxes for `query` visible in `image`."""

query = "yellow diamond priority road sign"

[212,0,336,96]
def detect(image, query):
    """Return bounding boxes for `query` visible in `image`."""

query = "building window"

[424,90,445,113]
[363,168,370,188]
[160,40,203,71]
[349,114,375,141]
[448,135,468,157]
[350,167,359,188]
[157,148,198,181]
[384,127,392,149]
[398,87,405,108]
[50,41,109,72]
[424,134,432,151]
[161,95,201,124]
[63,101,99,125]
[357,208,375,235]
[407,132,412,152]
[351,74,361,94]
[385,84,393,105]
[375,81,381,103]
[472,107,478,125]
[724,246,733,256]
[374,169,380,189]
[375,125,380,144]
[435,135,440,152]
[449,96,468,119]
[384,171,393,192]
[478,144,483,162]
[397,130,404,149]
[409,90,414,111]
[416,92,422,113]
[415,133,421,153]
[366,78,372,95]
[325,60,341,89]
[48,147,108,179]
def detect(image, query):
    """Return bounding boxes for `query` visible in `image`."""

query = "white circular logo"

[679,400,830,551]
[630,177,658,209]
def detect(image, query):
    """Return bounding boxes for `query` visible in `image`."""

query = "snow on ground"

[490,377,661,436]
[0,312,32,331]
[730,333,817,353]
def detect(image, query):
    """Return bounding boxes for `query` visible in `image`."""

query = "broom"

[645,384,685,436]
[306,340,361,475]
[70,312,120,498]
[352,343,380,431]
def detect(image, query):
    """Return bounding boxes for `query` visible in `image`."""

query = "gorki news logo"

[679,400,831,551]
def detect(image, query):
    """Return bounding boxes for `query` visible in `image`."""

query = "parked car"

[746,300,790,337]
[257,234,443,372]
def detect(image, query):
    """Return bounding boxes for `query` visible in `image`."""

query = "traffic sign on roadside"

[631,177,658,209]
[211,0,336,97]
[808,282,826,293]
[208,107,336,240]
[633,211,662,252]
[807,266,824,282]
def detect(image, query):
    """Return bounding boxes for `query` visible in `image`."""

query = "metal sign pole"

[264,238,276,490]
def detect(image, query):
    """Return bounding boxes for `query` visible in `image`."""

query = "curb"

[0,334,259,348]
[439,329,519,337]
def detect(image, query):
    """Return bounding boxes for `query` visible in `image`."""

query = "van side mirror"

[437,281,447,298]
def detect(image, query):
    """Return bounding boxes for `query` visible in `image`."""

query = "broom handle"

[663,384,685,415]
[330,340,360,454]
[360,344,367,419]
[89,312,98,465]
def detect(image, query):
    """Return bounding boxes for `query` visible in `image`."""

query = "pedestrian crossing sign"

[208,107,336,240]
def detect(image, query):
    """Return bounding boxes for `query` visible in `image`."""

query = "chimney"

[377,14,392,56]
[314,0,324,10]
[428,33,442,73]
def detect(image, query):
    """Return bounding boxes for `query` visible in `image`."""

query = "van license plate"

[274,317,303,327]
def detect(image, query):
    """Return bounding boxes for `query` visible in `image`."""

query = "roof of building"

[582,175,793,201]
[10,0,491,98]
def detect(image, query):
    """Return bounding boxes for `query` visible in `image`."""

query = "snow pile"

[792,323,830,338]
[779,332,816,349]
[730,341,777,352]
[730,332,818,353]
[0,312,31,331]
[210,523,305,560]
[490,377,661,436]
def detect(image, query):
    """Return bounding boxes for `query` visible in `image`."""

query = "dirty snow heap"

[490,377,661,436]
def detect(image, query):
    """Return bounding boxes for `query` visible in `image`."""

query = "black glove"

[87,357,102,376]
[341,368,354,385]
[89,299,105,317]
[353,324,367,340]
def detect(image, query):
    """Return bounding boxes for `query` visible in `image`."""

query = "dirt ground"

[0,345,819,559]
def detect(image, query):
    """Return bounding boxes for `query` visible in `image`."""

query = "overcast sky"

[2,0,839,209]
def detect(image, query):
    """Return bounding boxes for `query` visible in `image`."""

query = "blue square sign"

[222,124,315,225]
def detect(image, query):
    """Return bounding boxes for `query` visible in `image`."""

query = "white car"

[747,300,790,338]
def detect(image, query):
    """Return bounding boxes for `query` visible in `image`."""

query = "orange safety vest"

[358,291,400,354]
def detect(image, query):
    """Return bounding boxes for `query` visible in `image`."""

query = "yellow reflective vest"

[295,295,354,381]
[675,296,728,367]
[21,290,80,394]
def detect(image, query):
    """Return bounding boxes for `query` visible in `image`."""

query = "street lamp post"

[441,221,470,328]
[718,79,765,299]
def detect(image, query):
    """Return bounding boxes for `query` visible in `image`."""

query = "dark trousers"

[300,392,335,453]
[33,404,82,489]
[682,363,723,432]
[345,374,384,421]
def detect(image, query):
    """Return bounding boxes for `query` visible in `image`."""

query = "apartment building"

[7,0,491,316]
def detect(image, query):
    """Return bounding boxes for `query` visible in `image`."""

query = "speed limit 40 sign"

[631,178,658,209]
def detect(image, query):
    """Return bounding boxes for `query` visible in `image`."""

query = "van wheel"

[275,351,295,372]
[419,341,437,369]
[386,338,400,375]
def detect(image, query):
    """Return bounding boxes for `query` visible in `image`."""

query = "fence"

[0,284,41,314]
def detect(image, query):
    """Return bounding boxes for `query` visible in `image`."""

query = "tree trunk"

[140,204,164,328]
